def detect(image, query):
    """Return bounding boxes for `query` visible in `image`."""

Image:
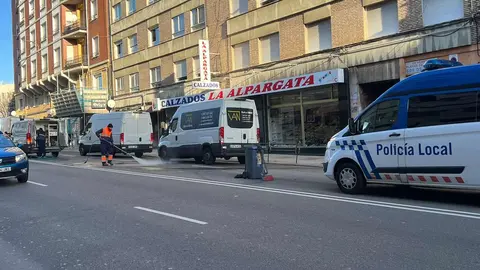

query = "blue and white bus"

[323,61,480,194]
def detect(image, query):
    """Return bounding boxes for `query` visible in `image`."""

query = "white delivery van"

[158,98,260,165]
[79,112,153,157]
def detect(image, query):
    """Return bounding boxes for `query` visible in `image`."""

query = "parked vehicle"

[324,61,480,194]
[78,112,154,157]
[11,118,67,157]
[0,117,20,134]
[158,98,260,165]
[0,135,28,183]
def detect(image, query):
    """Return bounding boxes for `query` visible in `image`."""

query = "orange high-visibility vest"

[100,127,112,138]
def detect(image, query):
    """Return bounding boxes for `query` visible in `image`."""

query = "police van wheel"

[203,147,216,165]
[335,162,366,194]
[79,145,87,156]
[52,152,59,158]
[158,147,170,161]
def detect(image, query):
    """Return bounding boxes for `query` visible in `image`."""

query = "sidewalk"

[264,154,324,167]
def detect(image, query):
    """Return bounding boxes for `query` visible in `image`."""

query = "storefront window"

[269,106,302,146]
[268,85,343,148]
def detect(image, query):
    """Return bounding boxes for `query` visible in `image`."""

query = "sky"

[0,5,13,84]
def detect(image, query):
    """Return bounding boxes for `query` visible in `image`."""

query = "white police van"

[324,60,480,194]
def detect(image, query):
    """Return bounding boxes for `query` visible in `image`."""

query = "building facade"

[112,0,480,152]
[12,0,111,123]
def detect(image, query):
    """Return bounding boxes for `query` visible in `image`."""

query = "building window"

[129,73,139,92]
[115,77,124,94]
[30,29,35,48]
[268,86,342,147]
[172,14,185,38]
[175,60,187,82]
[41,54,47,73]
[365,0,399,39]
[191,5,205,30]
[127,0,136,15]
[233,41,250,70]
[422,0,464,26]
[306,19,332,53]
[148,0,159,4]
[20,37,25,53]
[21,65,26,81]
[41,22,47,42]
[94,74,103,89]
[31,59,36,77]
[260,33,280,63]
[150,67,161,87]
[92,36,99,57]
[115,41,123,58]
[193,56,200,78]
[128,34,138,54]
[230,0,248,17]
[54,48,60,67]
[40,0,45,10]
[90,0,98,20]
[53,14,60,34]
[149,26,160,46]
[19,8,24,24]
[28,0,34,16]
[113,3,122,21]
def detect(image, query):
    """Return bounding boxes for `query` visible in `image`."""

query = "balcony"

[64,56,88,71]
[61,0,83,5]
[63,21,87,39]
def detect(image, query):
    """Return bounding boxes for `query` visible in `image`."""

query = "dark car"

[0,135,29,183]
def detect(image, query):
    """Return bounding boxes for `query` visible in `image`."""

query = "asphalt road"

[1,150,480,269]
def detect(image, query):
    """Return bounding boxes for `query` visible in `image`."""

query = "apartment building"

[112,0,480,152]
[12,0,110,121]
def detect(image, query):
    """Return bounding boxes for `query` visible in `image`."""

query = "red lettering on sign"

[208,92,215,100]
[303,75,314,86]
[226,89,235,98]
[244,86,254,95]
[294,77,304,87]
[273,81,283,91]
[283,79,293,89]
[236,87,243,96]
[252,85,261,94]
[262,82,273,92]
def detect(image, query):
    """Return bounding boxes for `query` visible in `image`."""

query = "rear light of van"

[150,133,154,143]
[120,133,125,144]
[219,127,224,145]
[256,128,260,143]
[26,133,32,144]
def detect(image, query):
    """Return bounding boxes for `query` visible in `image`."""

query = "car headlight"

[15,153,27,163]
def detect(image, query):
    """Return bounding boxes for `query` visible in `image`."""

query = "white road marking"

[191,165,224,169]
[134,206,208,225]
[31,160,480,220]
[28,181,48,187]
[59,154,76,157]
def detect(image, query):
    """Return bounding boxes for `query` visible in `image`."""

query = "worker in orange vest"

[95,123,114,166]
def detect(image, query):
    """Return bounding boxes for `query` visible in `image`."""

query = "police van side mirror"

[348,118,357,135]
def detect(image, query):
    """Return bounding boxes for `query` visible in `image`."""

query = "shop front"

[155,69,349,155]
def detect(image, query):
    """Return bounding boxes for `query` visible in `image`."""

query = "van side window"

[358,99,399,134]
[408,92,478,128]
[180,108,220,130]
[169,118,178,133]
[226,108,254,128]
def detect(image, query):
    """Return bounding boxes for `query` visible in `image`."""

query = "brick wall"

[331,0,364,47]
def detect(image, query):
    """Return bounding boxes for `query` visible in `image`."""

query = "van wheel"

[202,147,216,165]
[158,147,170,161]
[79,145,87,156]
[134,152,143,158]
[335,162,366,194]
[237,156,246,164]
[224,157,231,161]
[194,157,203,164]
[52,152,59,158]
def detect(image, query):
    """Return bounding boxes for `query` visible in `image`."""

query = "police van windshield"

[226,108,253,129]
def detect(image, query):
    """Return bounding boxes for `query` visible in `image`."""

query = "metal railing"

[64,56,87,69]
[63,20,86,35]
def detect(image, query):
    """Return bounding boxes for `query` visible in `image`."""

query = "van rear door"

[225,100,256,145]
[123,113,152,146]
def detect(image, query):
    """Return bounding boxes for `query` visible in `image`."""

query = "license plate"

[0,167,11,172]
[230,145,241,148]
[128,145,138,149]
